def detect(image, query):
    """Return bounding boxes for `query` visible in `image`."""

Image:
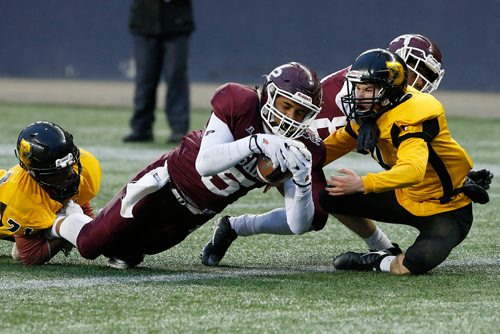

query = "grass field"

[0,102,498,334]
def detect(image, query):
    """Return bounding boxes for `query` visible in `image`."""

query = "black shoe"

[200,216,237,266]
[107,255,144,269]
[333,244,402,271]
[167,132,185,144]
[123,132,153,143]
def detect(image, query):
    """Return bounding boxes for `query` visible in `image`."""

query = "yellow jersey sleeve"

[323,124,357,166]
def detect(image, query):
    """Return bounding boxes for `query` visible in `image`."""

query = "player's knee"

[289,223,311,235]
[76,234,100,260]
[403,245,450,275]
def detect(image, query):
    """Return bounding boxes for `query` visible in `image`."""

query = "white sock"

[59,214,92,247]
[364,226,393,250]
[379,255,396,272]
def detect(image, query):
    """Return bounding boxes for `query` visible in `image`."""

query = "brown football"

[256,155,292,185]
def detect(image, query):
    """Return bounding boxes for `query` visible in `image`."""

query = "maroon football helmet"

[260,62,322,139]
[388,34,444,93]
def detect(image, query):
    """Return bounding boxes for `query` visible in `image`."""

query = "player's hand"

[286,144,312,188]
[63,200,84,216]
[249,134,290,172]
[325,168,364,195]
[467,169,493,189]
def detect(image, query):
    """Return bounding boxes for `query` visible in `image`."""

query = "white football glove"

[286,144,312,189]
[249,134,291,172]
[62,200,84,216]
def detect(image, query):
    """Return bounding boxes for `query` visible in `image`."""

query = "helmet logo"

[18,139,32,166]
[294,91,313,104]
[347,70,363,80]
[386,61,405,86]
[270,67,283,78]
[55,153,75,168]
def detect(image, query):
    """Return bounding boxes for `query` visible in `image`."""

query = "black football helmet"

[260,62,322,139]
[388,33,444,93]
[341,49,408,121]
[15,121,81,202]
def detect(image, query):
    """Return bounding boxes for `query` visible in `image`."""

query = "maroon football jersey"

[310,67,350,140]
[77,82,330,261]
[165,83,327,225]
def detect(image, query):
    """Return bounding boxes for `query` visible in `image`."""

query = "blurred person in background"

[0,121,101,265]
[123,0,195,144]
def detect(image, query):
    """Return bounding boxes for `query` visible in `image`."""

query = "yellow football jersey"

[0,148,101,238]
[324,87,473,216]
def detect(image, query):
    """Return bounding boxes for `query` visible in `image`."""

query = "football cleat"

[107,254,144,269]
[200,216,238,266]
[333,244,402,271]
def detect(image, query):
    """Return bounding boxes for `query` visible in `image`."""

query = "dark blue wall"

[1,0,499,92]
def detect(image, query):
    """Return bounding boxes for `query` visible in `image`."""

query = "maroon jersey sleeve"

[210,83,263,140]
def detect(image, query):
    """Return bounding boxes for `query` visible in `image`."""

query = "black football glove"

[467,169,493,190]
[461,169,494,204]
[356,120,379,154]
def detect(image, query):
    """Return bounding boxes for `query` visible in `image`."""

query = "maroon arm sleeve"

[81,201,95,219]
[14,233,69,266]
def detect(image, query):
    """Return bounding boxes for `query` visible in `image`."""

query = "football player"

[51,62,329,269]
[307,33,448,258]
[319,48,492,275]
[310,33,445,140]
[202,33,448,267]
[0,121,101,265]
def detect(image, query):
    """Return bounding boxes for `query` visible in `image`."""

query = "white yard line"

[1,266,336,290]
[2,258,498,291]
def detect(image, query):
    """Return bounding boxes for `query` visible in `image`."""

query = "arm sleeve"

[323,126,357,165]
[81,201,95,219]
[282,178,315,235]
[14,233,68,266]
[195,113,254,176]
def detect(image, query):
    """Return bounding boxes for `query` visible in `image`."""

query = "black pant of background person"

[124,33,190,143]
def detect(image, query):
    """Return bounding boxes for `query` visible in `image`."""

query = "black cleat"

[200,216,237,266]
[333,244,402,271]
[107,253,145,269]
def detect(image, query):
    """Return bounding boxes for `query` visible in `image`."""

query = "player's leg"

[402,204,473,274]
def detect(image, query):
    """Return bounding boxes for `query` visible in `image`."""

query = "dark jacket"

[129,0,195,36]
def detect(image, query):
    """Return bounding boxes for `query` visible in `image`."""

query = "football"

[256,155,292,185]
